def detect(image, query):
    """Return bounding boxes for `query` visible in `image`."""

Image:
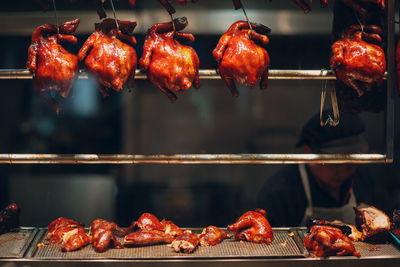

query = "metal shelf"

[0,69,388,81]
[0,153,391,164]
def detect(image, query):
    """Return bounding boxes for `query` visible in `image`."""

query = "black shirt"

[256,165,381,227]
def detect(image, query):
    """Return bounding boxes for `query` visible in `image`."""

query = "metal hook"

[320,71,340,127]
[52,0,60,34]
[170,13,176,34]
[241,1,253,31]
[354,10,364,33]
[110,0,120,31]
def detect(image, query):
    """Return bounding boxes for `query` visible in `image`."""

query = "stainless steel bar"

[0,69,389,80]
[0,153,389,164]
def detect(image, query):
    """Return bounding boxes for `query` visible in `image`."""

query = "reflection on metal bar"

[0,69,389,81]
[0,154,391,164]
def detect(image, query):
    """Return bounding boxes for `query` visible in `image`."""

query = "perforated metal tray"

[0,227,38,258]
[29,229,306,259]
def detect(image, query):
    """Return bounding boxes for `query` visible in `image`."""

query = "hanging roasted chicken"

[331,25,386,97]
[213,21,270,97]
[227,209,273,244]
[140,17,200,101]
[27,19,80,114]
[90,219,125,252]
[78,18,137,97]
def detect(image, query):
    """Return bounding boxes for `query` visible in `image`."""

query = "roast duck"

[227,209,273,244]
[0,203,20,235]
[27,19,80,114]
[139,17,200,101]
[213,21,270,97]
[78,18,138,97]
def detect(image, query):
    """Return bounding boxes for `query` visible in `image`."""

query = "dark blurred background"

[0,0,398,228]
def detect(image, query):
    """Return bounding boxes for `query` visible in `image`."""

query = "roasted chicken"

[46,217,82,240]
[213,21,270,97]
[291,0,328,13]
[227,209,273,244]
[307,219,363,242]
[304,225,360,257]
[78,18,137,97]
[198,226,228,247]
[331,25,386,97]
[122,213,183,236]
[355,203,391,242]
[90,219,124,252]
[171,230,199,253]
[61,227,91,252]
[27,19,80,114]
[0,203,20,235]
[124,230,175,246]
[140,17,200,101]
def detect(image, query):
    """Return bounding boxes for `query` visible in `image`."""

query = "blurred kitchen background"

[0,0,398,227]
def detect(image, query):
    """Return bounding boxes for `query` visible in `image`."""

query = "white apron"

[299,164,357,226]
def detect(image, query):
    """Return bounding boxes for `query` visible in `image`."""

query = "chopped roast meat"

[198,226,227,247]
[213,21,270,97]
[304,225,360,257]
[140,17,200,101]
[355,203,391,242]
[171,230,199,253]
[27,19,80,113]
[78,18,137,97]
[227,209,273,244]
[90,219,125,252]
[0,203,20,235]
[124,230,175,246]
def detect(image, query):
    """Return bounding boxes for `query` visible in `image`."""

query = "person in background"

[256,111,384,227]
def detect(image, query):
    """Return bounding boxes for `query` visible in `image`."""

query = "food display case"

[0,0,399,266]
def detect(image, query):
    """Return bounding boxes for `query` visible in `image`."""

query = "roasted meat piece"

[140,17,200,101]
[0,203,20,235]
[307,219,363,242]
[171,230,199,253]
[227,209,273,244]
[304,225,360,257]
[60,227,91,252]
[78,18,137,97]
[213,21,270,97]
[331,25,386,97]
[122,213,183,237]
[90,219,124,252]
[46,217,82,240]
[124,230,175,246]
[198,226,227,247]
[355,203,391,242]
[291,0,328,13]
[27,19,80,113]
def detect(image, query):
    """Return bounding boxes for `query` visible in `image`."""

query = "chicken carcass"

[90,219,125,252]
[213,21,270,97]
[78,18,137,97]
[198,226,228,247]
[140,17,200,101]
[291,0,328,13]
[354,203,391,242]
[0,203,20,235]
[331,25,386,97]
[171,230,199,253]
[227,209,273,244]
[304,225,360,257]
[27,19,80,114]
[124,230,175,246]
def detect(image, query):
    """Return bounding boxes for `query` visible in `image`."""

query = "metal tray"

[0,227,38,258]
[29,229,305,260]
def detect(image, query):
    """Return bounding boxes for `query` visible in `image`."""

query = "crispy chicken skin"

[27,19,80,114]
[78,18,137,97]
[140,17,200,101]
[227,209,273,244]
[171,230,199,253]
[304,225,360,257]
[90,219,124,252]
[331,25,386,97]
[198,226,227,247]
[124,230,175,246]
[213,21,270,97]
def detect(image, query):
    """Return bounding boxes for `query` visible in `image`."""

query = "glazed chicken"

[331,25,386,97]
[46,217,82,240]
[0,203,20,235]
[291,0,328,13]
[171,230,199,253]
[90,219,125,252]
[227,209,273,244]
[213,21,270,97]
[198,226,228,247]
[122,213,183,237]
[78,18,137,97]
[27,19,80,114]
[354,203,391,242]
[304,225,360,257]
[124,230,175,246]
[140,17,200,101]
[307,219,363,242]
[61,227,91,252]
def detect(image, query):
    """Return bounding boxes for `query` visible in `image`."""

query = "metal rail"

[0,69,388,80]
[0,153,391,164]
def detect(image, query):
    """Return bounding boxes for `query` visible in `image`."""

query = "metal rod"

[0,153,390,164]
[0,69,389,80]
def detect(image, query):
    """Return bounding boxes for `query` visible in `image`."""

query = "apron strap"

[299,164,313,223]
